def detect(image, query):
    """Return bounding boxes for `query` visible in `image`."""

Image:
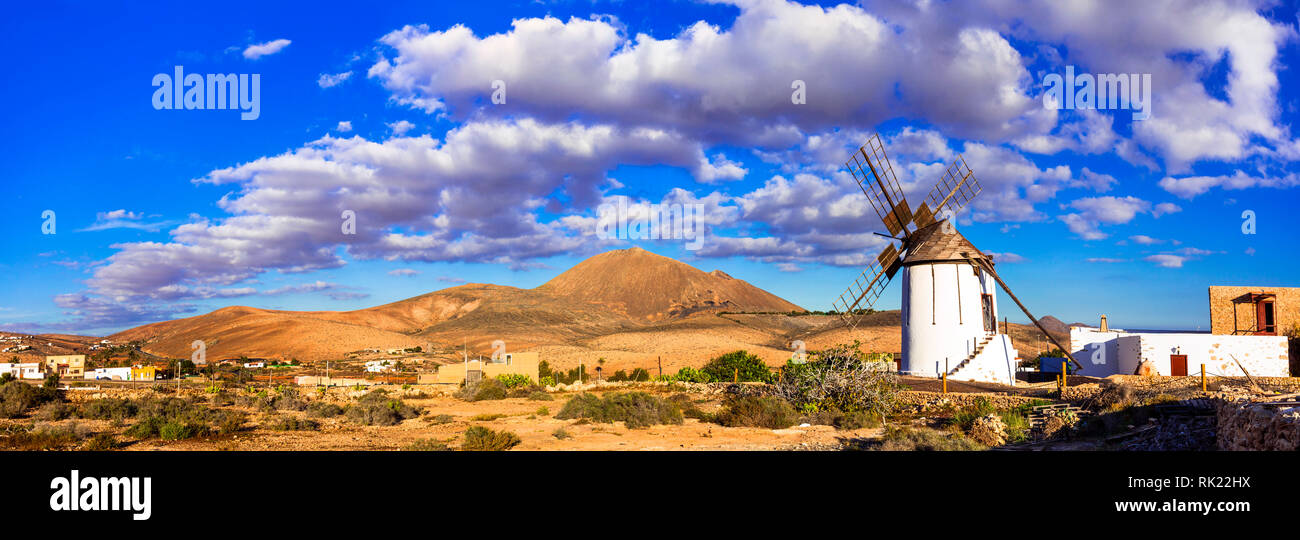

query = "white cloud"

[79,209,177,232]
[986,252,1027,263]
[1145,254,1186,268]
[368,1,1049,145]
[1058,196,1151,240]
[336,121,352,132]
[1129,235,1164,245]
[1158,171,1300,199]
[242,39,292,60]
[387,120,415,135]
[317,71,353,88]
[388,268,420,277]
[1152,202,1182,218]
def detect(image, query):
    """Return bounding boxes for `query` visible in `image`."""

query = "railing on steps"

[945,332,997,378]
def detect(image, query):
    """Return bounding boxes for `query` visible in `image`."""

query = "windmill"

[832,134,1080,384]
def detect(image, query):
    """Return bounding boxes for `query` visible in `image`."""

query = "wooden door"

[981,294,995,333]
[1170,355,1188,376]
[1256,300,1276,335]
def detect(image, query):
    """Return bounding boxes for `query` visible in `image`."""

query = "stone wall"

[896,390,1041,410]
[1216,400,1300,450]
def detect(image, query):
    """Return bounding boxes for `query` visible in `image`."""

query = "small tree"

[701,350,771,383]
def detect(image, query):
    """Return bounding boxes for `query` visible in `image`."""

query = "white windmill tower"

[831,134,1080,385]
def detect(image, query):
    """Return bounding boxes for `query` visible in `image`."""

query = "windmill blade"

[831,245,901,328]
[847,134,913,237]
[924,154,982,222]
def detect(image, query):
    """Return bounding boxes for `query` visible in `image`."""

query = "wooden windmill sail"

[832,133,1081,374]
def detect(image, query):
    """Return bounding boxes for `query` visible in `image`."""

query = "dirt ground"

[14,385,881,451]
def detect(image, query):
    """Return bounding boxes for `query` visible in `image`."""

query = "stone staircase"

[945,332,996,379]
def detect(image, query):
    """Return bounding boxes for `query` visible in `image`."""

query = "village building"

[1,362,45,380]
[1068,286,1295,378]
[365,360,394,373]
[44,355,86,379]
[418,351,540,385]
[1208,286,1299,336]
[85,367,134,381]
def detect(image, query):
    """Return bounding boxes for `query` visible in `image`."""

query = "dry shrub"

[556,392,683,429]
[713,396,797,429]
[772,341,901,418]
[875,426,985,451]
[455,379,507,402]
[461,426,521,451]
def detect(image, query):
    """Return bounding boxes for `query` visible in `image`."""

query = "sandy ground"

[15,387,880,451]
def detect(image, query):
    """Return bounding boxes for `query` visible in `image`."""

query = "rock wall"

[896,391,1040,410]
[1216,400,1300,451]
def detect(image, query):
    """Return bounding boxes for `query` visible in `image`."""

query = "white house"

[1069,322,1289,378]
[1,362,45,380]
[365,360,394,373]
[84,367,133,381]
[243,361,266,369]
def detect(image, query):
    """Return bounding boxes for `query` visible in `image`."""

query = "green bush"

[552,427,571,440]
[426,413,455,424]
[556,392,683,429]
[461,426,521,451]
[158,421,209,441]
[455,378,507,402]
[673,366,711,383]
[496,374,534,389]
[713,396,797,429]
[527,390,554,401]
[701,350,770,383]
[952,397,997,431]
[0,379,56,418]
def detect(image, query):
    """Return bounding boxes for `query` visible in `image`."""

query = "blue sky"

[3,0,1300,335]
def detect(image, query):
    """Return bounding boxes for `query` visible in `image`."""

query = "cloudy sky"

[4,0,1300,335]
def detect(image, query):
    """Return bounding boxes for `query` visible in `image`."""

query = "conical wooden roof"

[902,221,989,266]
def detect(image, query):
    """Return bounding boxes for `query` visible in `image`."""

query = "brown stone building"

[1208,286,1299,336]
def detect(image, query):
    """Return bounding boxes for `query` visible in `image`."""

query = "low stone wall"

[1059,384,1104,402]
[896,391,1042,410]
[1216,400,1300,451]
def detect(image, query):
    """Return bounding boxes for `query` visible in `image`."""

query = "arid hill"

[111,247,806,361]
[536,247,803,320]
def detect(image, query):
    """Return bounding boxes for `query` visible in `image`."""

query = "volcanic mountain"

[111,247,806,361]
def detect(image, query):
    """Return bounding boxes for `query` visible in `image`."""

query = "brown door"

[981,294,995,333]
[1256,301,1276,335]
[1170,355,1188,376]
